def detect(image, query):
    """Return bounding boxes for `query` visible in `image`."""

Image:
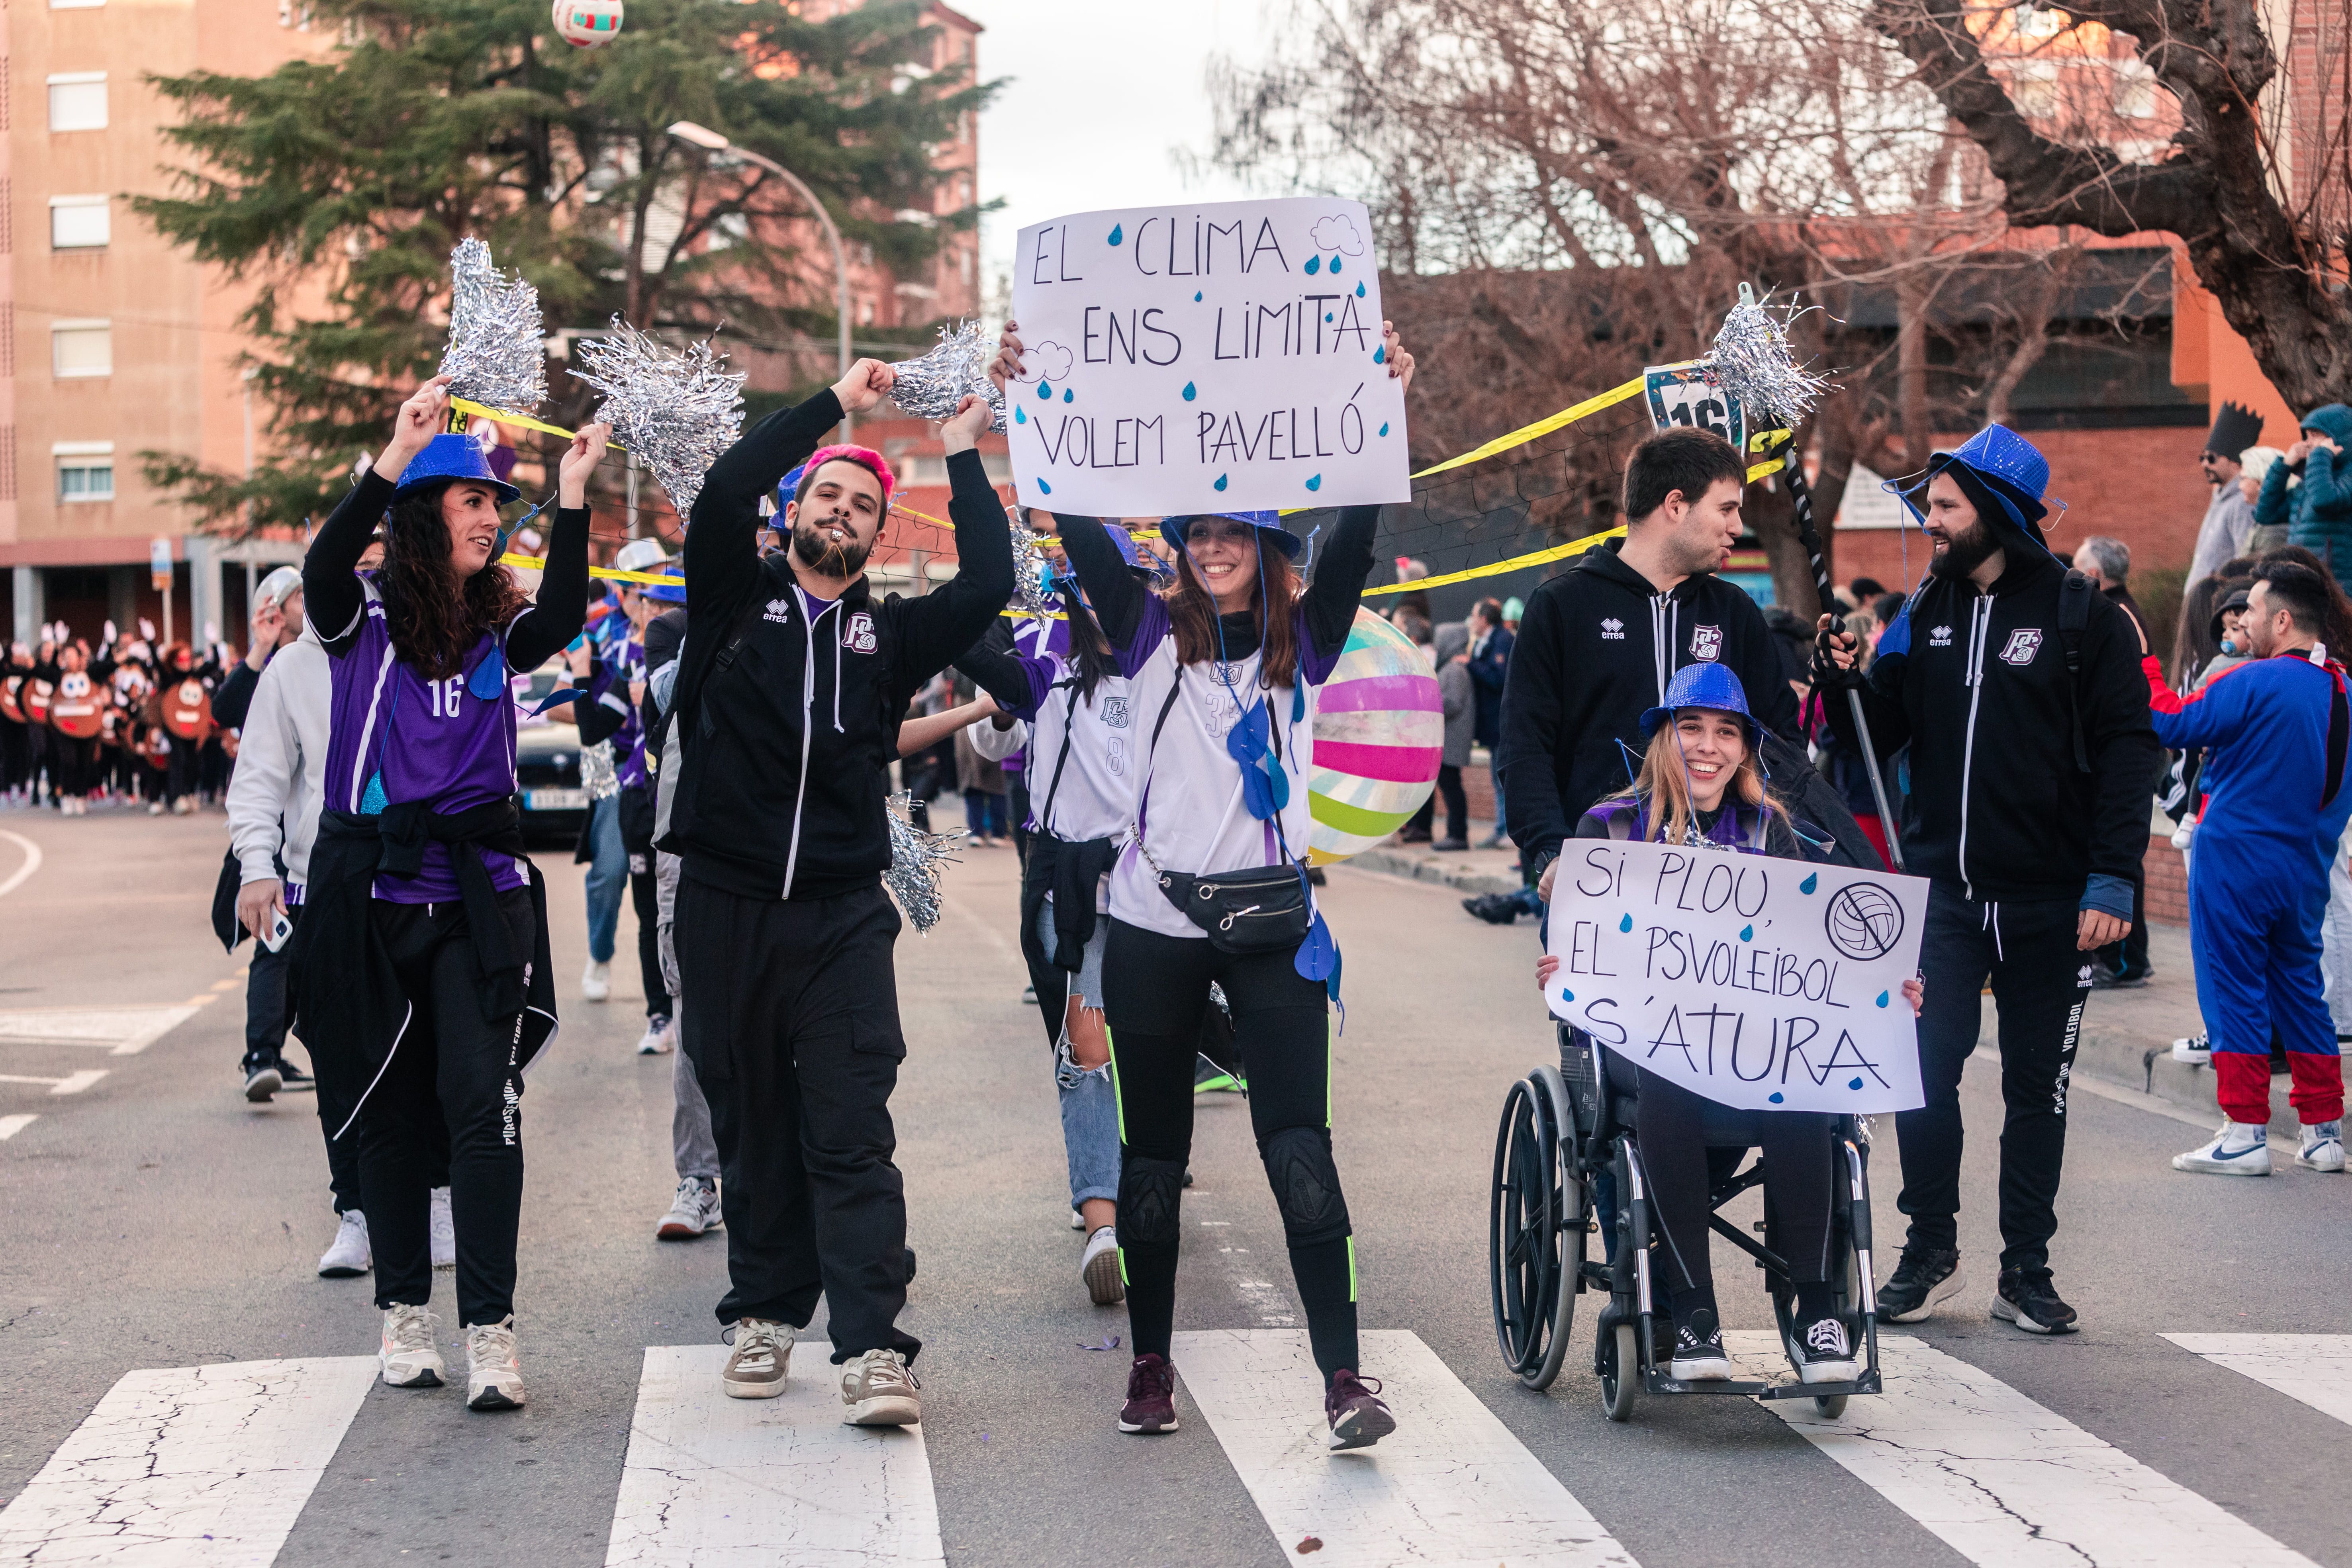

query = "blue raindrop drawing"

[1304,474,1322,491]
[1618,913,1633,933]
[1558,988,1574,1004]
[1195,291,1203,302]
[1304,255,1322,275]
[1325,313,1334,322]
[1355,282,1366,297]
[1038,479,1052,494]
[1739,924,1753,942]
[1768,1092,1785,1104]
[1876,990,1890,1008]
[1379,422,1389,437]
[1038,381,1052,400]
[1213,474,1229,492]
[1108,223,1123,246]
[1182,382,1196,401]
[1331,256,1343,272]
[1373,345,1386,364]
[1014,405,1027,425]
[1063,388,1074,403]
[1799,872,1819,894]
[1848,1077,1865,1091]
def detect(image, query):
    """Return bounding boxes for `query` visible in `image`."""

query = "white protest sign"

[1007,197,1410,517]
[1545,838,1928,1114]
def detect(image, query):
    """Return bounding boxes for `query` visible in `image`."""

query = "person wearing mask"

[2256,404,2352,574]
[1463,597,1514,847]
[1816,425,2160,1336]
[2070,536,2157,990]
[2184,403,2265,599]
[662,362,1013,1423]
[2141,562,2352,1175]
[296,374,603,1411]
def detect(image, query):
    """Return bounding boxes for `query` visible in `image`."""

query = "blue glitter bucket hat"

[392,432,521,507]
[1639,661,1764,747]
[1892,424,2062,557]
[1160,509,1304,560]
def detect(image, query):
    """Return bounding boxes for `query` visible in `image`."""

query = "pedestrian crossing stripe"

[2164,1333,2352,1428]
[0,1006,202,1057]
[1739,1331,2318,1567]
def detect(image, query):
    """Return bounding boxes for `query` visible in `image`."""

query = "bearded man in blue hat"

[1818,424,2160,1336]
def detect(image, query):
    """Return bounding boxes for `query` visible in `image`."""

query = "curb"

[1347,844,1523,897]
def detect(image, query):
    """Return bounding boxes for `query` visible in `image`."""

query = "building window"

[52,320,111,378]
[47,73,106,131]
[55,442,114,503]
[49,196,107,249]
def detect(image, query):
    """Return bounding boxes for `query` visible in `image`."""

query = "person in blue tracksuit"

[2145,560,2352,1176]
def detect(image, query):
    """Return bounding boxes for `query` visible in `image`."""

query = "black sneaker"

[1119,1353,1178,1434]
[242,1056,283,1103]
[1788,1315,1858,1384]
[2090,965,2148,990]
[1992,1268,2079,1335]
[1669,1308,1732,1380]
[1878,1245,1965,1323]
[275,1059,315,1093]
[1324,1369,1396,1451]
[1462,893,1519,926]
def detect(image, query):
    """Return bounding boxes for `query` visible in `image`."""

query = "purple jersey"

[320,582,531,903]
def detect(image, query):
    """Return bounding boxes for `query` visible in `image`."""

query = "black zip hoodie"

[1823,549,2158,906]
[1498,540,1803,875]
[661,389,1015,900]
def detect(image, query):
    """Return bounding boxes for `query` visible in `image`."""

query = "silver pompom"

[1007,505,1053,617]
[884,791,964,934]
[889,319,1007,433]
[439,238,548,414]
[571,318,746,517]
[1708,288,1836,427]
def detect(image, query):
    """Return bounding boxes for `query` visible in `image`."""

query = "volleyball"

[1307,607,1442,864]
[552,0,622,47]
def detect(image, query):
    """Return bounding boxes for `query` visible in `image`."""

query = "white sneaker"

[2173,1121,2272,1176]
[656,1177,722,1239]
[318,1210,372,1278]
[840,1348,922,1426]
[722,1317,794,1399]
[429,1186,456,1268]
[635,1015,675,1055]
[2170,1034,2212,1065]
[464,1316,524,1410]
[378,1303,445,1388]
[581,959,611,1002]
[2297,1121,2346,1172]
[1068,1207,1085,1231]
[1081,1224,1125,1305]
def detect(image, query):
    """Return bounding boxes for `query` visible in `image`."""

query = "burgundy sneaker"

[1119,1353,1179,1434]
[1325,1369,1395,1451]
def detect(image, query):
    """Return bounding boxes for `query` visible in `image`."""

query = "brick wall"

[2145,831,2187,926]
[1830,424,2213,591]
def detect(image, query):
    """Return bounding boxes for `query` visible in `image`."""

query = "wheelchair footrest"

[1642,1366,1882,1399]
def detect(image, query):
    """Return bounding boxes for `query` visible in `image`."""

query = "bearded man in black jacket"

[1818,424,2158,1337]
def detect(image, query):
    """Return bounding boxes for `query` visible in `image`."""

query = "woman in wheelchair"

[1535,662,1921,1386]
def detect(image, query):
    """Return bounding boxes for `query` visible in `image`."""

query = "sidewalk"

[1349,818,1524,896]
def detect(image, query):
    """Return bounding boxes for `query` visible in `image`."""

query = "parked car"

[514,661,588,844]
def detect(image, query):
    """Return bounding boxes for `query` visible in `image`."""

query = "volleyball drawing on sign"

[1007,197,1411,516]
[1307,609,1441,864]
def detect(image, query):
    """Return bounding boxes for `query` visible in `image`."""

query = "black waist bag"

[1155,861,1311,954]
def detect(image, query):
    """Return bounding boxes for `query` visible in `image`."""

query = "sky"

[958,0,1284,305]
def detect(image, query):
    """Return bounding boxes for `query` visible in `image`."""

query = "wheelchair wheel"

[1488,1072,1578,1388]
[1598,1321,1637,1422]
[1813,1391,1849,1419]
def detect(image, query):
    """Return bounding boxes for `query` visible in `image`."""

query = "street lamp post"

[667,120,855,439]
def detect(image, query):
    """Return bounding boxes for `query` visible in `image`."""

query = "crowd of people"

[2,623,242,815]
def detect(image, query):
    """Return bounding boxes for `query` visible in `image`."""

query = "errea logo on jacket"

[1930,624,1953,647]
[764,597,791,624]
[1600,617,1625,640]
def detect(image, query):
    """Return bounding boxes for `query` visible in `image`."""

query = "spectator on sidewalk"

[2185,403,2265,598]
[1462,597,1513,847]
[2240,448,2287,554]
[2256,404,2352,576]
[2073,535,2158,989]
[1433,641,1473,851]
[2144,562,2351,1175]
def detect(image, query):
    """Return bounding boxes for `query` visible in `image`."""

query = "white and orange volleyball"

[552,0,622,47]
[1308,607,1442,863]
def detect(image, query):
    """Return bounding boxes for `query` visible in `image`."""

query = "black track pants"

[1103,918,1357,1382]
[1897,885,2090,1275]
[1631,1066,1834,1295]
[677,878,920,1364]
[629,865,670,1019]
[360,891,535,1326]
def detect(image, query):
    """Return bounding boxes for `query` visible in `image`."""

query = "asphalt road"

[2,803,2349,1568]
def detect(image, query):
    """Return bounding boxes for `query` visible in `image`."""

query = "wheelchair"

[1489,1025,1882,1421]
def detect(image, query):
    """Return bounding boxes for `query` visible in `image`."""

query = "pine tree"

[134,0,991,533]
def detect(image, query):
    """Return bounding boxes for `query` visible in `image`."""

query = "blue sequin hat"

[1891,424,2062,554]
[1160,509,1304,560]
[391,433,520,508]
[1639,661,1764,748]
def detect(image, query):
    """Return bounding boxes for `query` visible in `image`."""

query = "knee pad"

[1262,1126,1351,1247]
[1120,1155,1187,1250]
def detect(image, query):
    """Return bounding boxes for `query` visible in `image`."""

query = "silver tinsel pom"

[1708,290,1836,427]
[580,738,620,801]
[572,318,746,517]
[889,319,1007,433]
[439,238,548,414]
[1007,505,1053,617]
[884,791,964,934]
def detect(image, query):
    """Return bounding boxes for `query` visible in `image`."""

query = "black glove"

[1810,626,1859,693]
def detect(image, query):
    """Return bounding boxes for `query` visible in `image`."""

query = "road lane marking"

[0,1070,108,1096]
[1739,1330,2316,1566]
[0,830,41,900]
[2164,1334,2352,1426]
[208,978,241,993]
[0,1114,34,1140]
[604,1345,944,1567]
[1172,1329,1638,1568]
[0,1006,203,1056]
[0,1356,376,1565]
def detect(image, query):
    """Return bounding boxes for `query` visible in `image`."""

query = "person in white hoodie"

[227,561,452,1279]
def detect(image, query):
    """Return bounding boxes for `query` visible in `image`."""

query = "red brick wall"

[2145,831,2188,926]
[1829,424,2213,593]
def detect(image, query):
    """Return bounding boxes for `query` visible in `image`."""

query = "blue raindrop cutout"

[1304,474,1322,491]
[1014,405,1026,425]
[1379,422,1389,437]
[1331,256,1343,272]
[1558,988,1574,1004]
[1373,345,1385,364]
[1848,1077,1865,1090]
[1194,291,1203,302]
[1304,255,1322,274]
[1182,382,1196,401]
[1038,381,1052,400]
[1213,474,1229,491]
[1768,1092,1785,1104]
[1108,223,1123,246]
[1799,872,1819,894]
[1355,282,1366,297]
[1038,479,1052,494]
[1325,313,1334,322]
[1618,913,1633,933]
[1876,990,1890,1008]
[1739,924,1753,942]
[1063,388,1074,403]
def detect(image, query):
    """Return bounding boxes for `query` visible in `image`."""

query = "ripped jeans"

[1038,895,1120,1210]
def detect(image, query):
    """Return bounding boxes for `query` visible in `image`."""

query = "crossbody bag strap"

[1034,680,1084,835]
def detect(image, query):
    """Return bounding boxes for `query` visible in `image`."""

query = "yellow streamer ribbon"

[1361,523,1627,597]
[1406,376,1647,481]
[451,397,633,453]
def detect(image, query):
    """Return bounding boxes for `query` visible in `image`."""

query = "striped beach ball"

[1308,608,1443,864]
